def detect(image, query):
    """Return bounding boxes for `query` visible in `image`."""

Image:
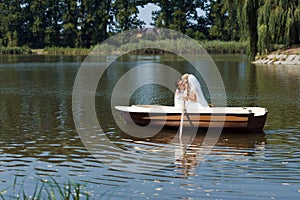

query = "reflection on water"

[0,55,299,199]
[120,128,266,177]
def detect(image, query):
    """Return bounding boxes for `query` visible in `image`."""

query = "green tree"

[92,0,112,44]
[29,0,49,48]
[77,0,89,48]
[152,0,174,28]
[257,0,300,54]
[78,0,113,48]
[186,16,209,40]
[224,0,259,60]
[211,0,241,41]
[21,0,35,47]
[112,0,144,31]
[0,1,10,46]
[170,9,187,33]
[44,0,63,47]
[61,0,79,47]
[152,0,206,34]
[0,0,297,53]
[0,0,25,47]
[225,0,299,58]
[207,0,229,40]
[244,0,259,60]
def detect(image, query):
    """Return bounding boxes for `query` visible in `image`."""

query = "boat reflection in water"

[120,127,266,176]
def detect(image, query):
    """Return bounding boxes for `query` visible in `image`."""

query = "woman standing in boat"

[174,79,187,109]
[181,73,210,111]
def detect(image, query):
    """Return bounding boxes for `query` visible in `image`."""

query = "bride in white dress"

[181,73,209,112]
[174,79,187,109]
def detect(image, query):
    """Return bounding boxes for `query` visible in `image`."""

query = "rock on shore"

[253,54,300,65]
[253,47,300,65]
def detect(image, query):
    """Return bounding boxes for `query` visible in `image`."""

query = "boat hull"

[115,105,268,133]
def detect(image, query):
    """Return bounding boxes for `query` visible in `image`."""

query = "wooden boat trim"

[116,105,267,116]
[114,105,268,132]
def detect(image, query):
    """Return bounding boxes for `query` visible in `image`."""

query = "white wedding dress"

[186,74,209,111]
[174,88,186,109]
[175,74,209,112]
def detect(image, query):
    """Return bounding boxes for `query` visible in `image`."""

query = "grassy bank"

[272,45,300,55]
[42,47,92,55]
[254,45,299,59]
[1,40,247,55]
[254,45,300,64]
[198,40,247,54]
[112,40,247,55]
[41,41,247,55]
[0,47,32,54]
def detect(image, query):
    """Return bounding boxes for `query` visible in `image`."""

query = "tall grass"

[198,40,247,54]
[0,177,90,200]
[0,40,247,55]
[107,39,247,55]
[43,47,92,55]
[0,47,32,54]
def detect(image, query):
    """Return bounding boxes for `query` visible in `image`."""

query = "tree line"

[0,0,299,59]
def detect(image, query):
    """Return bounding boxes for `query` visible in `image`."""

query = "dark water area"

[0,54,299,199]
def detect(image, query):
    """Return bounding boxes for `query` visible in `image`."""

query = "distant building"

[136,28,160,38]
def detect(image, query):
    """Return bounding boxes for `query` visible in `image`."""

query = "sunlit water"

[0,54,299,199]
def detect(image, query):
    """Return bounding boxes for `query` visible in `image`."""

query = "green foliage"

[112,0,145,31]
[170,10,187,33]
[0,177,90,200]
[152,0,207,35]
[186,29,206,40]
[258,24,269,54]
[61,0,79,48]
[0,46,32,54]
[43,47,92,55]
[199,40,247,54]
[0,0,298,57]
[85,38,246,55]
[257,0,300,54]
[207,0,234,41]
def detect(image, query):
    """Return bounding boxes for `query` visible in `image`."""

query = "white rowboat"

[115,105,268,132]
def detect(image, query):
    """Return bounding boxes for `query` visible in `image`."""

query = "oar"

[185,108,193,127]
[179,100,186,139]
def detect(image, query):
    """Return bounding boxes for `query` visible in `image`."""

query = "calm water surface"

[0,54,299,199]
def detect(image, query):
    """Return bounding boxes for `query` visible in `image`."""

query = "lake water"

[0,54,299,199]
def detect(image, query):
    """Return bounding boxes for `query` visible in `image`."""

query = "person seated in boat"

[181,73,210,111]
[174,79,187,108]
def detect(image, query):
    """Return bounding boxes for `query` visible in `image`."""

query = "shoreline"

[253,47,300,65]
[0,40,247,55]
[253,54,300,65]
[2,45,299,65]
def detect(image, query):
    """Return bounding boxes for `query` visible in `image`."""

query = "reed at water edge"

[0,40,249,55]
[42,47,92,55]
[0,176,91,200]
[0,47,32,54]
